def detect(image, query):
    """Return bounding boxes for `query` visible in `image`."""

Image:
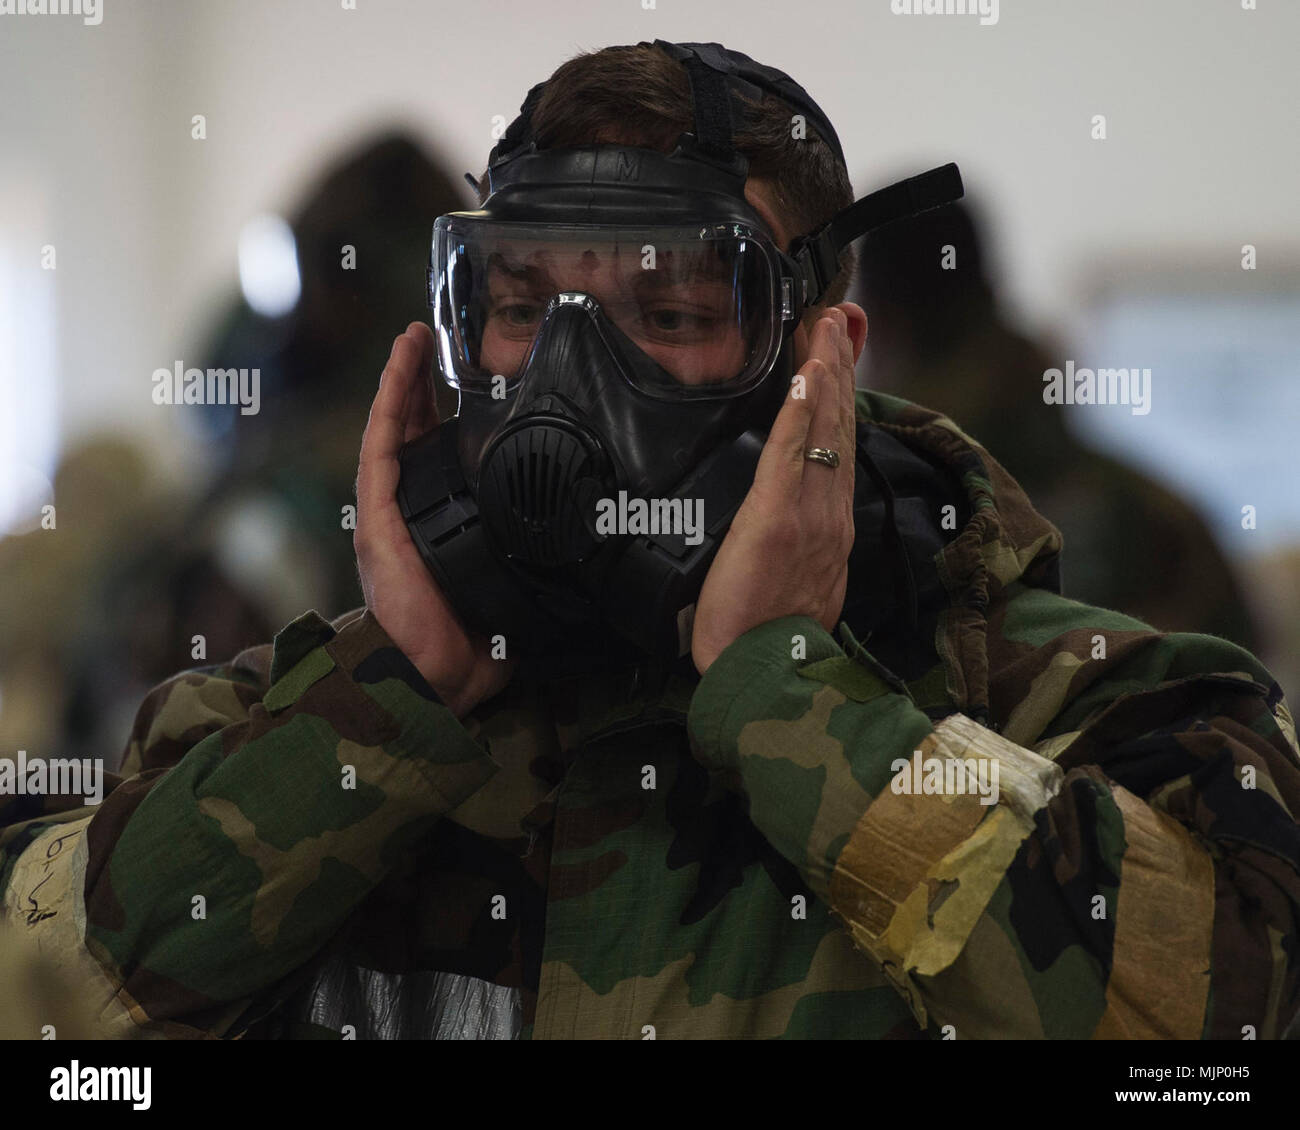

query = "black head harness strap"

[651,41,739,163]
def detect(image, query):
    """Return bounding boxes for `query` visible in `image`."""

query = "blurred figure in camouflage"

[9,134,467,766]
[854,198,1262,654]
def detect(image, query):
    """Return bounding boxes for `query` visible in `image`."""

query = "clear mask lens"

[432,217,784,399]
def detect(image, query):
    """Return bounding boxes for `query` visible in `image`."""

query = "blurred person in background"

[0,133,466,767]
[853,199,1263,656]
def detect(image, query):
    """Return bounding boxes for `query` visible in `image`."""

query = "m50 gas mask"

[398,40,963,668]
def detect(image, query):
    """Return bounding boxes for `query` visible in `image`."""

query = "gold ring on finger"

[803,447,841,469]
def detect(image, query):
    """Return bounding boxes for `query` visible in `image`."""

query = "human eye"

[639,303,723,341]
[488,294,545,335]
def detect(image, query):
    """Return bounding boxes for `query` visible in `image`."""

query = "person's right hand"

[355,322,515,719]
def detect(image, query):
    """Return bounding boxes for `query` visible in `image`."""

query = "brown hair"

[475,43,856,308]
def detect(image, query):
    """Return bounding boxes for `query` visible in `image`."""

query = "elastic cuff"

[266,609,498,814]
[688,615,840,769]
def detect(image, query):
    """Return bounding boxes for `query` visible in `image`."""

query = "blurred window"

[1073,280,1300,557]
[0,174,58,537]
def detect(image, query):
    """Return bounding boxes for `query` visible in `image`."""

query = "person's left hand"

[691,306,857,676]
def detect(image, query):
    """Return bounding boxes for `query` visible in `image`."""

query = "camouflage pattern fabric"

[2,389,1297,1039]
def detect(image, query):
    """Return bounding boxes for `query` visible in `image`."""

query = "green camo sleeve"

[0,610,499,1038]
[687,611,1300,1039]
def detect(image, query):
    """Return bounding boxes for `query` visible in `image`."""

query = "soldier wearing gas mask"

[5,41,1297,1042]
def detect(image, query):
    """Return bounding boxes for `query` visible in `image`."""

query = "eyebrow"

[485,254,553,287]
[636,254,736,294]
[633,273,734,297]
[485,247,736,292]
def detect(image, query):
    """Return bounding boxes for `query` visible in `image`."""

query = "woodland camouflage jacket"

[3,389,1299,1040]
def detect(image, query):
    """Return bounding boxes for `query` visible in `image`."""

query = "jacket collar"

[858,389,1063,723]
